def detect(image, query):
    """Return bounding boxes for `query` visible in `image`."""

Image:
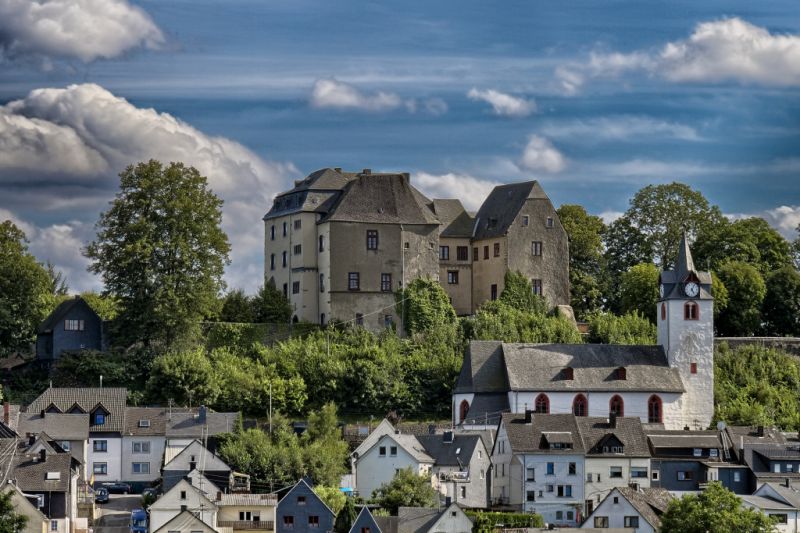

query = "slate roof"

[741,494,796,510]
[187,469,220,497]
[416,434,483,467]
[319,173,439,225]
[763,482,800,508]
[473,181,548,240]
[616,487,673,529]
[12,452,72,493]
[576,417,650,457]
[377,434,434,464]
[152,509,217,533]
[374,516,398,533]
[124,407,168,436]
[165,410,238,437]
[163,440,231,472]
[263,168,360,221]
[431,199,475,238]
[459,393,510,427]
[647,431,722,450]
[37,297,100,334]
[659,235,712,297]
[397,507,444,532]
[454,341,507,394]
[501,413,584,454]
[219,493,278,506]
[754,446,800,460]
[0,420,17,438]
[25,388,127,433]
[17,413,89,441]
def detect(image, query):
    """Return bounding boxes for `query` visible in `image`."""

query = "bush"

[588,312,656,345]
[466,511,544,531]
[469,301,583,344]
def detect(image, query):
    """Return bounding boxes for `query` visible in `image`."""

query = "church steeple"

[674,232,695,278]
[659,233,712,301]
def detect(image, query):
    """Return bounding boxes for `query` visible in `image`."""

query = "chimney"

[198,405,207,424]
[609,413,617,429]
[334,167,342,172]
[525,409,533,424]
[3,402,9,426]
[39,449,46,462]
[217,491,222,501]
[757,425,764,437]
[180,505,187,512]
[785,478,791,488]
[428,424,436,435]
[362,168,371,175]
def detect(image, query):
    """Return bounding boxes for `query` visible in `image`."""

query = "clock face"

[684,282,700,298]
[659,284,665,298]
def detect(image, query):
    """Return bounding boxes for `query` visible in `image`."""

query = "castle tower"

[657,234,714,430]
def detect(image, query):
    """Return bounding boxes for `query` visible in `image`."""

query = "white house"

[152,510,218,533]
[121,407,167,488]
[164,407,238,464]
[216,493,278,533]
[742,481,800,533]
[148,478,218,533]
[581,486,672,532]
[374,504,474,533]
[354,432,434,500]
[162,439,231,493]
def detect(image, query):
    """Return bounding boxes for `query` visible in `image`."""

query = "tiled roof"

[472,181,548,240]
[501,413,585,454]
[647,431,722,450]
[454,341,507,393]
[166,411,238,437]
[218,493,278,506]
[616,487,673,529]
[37,297,99,334]
[576,417,650,457]
[18,413,89,441]
[431,199,475,238]
[12,452,72,492]
[25,388,127,433]
[416,434,483,467]
[396,506,443,532]
[124,407,168,436]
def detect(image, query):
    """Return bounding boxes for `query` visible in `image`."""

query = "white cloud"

[0,0,164,63]
[539,116,701,142]
[309,78,446,115]
[518,135,566,173]
[764,206,800,238]
[558,17,800,92]
[423,97,449,116]
[413,172,502,211]
[466,88,536,117]
[0,83,297,292]
[598,210,624,224]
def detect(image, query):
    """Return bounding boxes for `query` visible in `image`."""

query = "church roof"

[659,233,712,295]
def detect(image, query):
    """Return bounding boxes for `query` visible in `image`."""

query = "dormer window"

[91,407,108,426]
[138,420,150,428]
[68,404,85,414]
[563,367,574,380]
[615,367,627,380]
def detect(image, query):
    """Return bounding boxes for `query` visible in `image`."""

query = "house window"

[50,520,58,531]
[733,471,741,482]
[297,496,306,505]
[610,395,624,417]
[348,272,360,290]
[379,446,386,456]
[631,467,648,478]
[483,246,489,259]
[459,400,469,423]
[546,484,554,492]
[319,235,324,252]
[610,466,623,478]
[320,274,325,293]
[282,222,287,237]
[381,273,392,292]
[690,362,697,374]
[180,491,186,500]
[93,463,107,475]
[384,315,393,328]
[572,394,588,417]
[546,217,554,228]
[439,246,449,260]
[320,313,326,325]
[661,302,666,320]
[283,283,288,297]
[526,467,535,481]
[64,320,84,331]
[366,230,379,250]
[239,512,252,521]
[293,244,302,255]
[556,511,563,520]
[282,251,287,267]
[361,529,371,533]
[283,516,294,528]
[270,254,275,270]
[457,246,469,261]
[292,281,300,294]
[526,490,535,502]
[677,471,693,481]
[557,486,564,497]
[568,462,576,475]
[771,514,789,525]
[710,448,719,458]
[531,241,542,256]
[546,463,555,475]
[490,284,498,300]
[535,393,549,414]
[684,301,699,320]
[294,219,301,230]
[522,215,529,226]
[59,441,71,451]
[594,517,609,528]
[648,395,662,423]
[473,247,479,261]
[132,462,150,474]
[460,486,466,499]
[93,440,107,452]
[132,442,150,453]
[624,516,640,528]
[652,471,660,481]
[532,279,543,296]
[355,313,364,326]
[447,271,459,284]
[308,516,319,528]
[390,446,397,456]
[693,448,702,457]
[270,225,275,240]
[493,243,500,257]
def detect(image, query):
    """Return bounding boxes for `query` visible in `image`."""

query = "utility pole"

[269,382,273,435]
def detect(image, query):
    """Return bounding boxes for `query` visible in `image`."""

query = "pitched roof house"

[149,478,218,532]
[276,479,335,533]
[374,504,473,533]
[35,296,105,361]
[162,439,231,493]
[582,486,672,532]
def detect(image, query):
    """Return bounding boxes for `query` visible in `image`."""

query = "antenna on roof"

[99,375,103,389]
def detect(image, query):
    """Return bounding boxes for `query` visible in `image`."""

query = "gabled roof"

[501,413,585,454]
[166,410,238,437]
[576,417,650,457]
[416,433,484,467]
[163,440,230,472]
[647,431,722,450]
[219,493,278,507]
[372,434,434,464]
[25,388,127,433]
[454,341,508,394]
[3,484,47,525]
[186,469,221,498]
[759,482,800,509]
[37,296,100,334]
[12,452,73,493]
[393,504,472,533]
[431,199,475,238]
[614,487,673,529]
[741,494,797,511]
[473,181,549,240]
[352,419,396,459]
[149,478,217,512]
[124,407,168,436]
[153,509,217,533]
[18,413,89,441]
[278,479,336,517]
[349,506,383,533]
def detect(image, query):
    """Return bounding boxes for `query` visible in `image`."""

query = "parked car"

[130,508,148,533]
[95,488,109,504]
[104,482,132,494]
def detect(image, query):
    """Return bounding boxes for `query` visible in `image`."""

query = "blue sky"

[1,0,798,291]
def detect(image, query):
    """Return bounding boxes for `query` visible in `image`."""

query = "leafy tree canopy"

[252,281,292,324]
[314,486,346,516]
[499,271,548,314]
[398,277,457,336]
[587,311,655,345]
[469,300,583,344]
[618,263,660,322]
[219,289,256,323]
[762,266,800,336]
[716,261,766,336]
[372,467,438,515]
[85,160,230,347]
[695,217,792,275]
[333,498,358,533]
[147,348,220,407]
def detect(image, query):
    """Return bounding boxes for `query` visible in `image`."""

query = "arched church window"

[534,394,549,414]
[459,400,469,423]
[684,302,699,320]
[609,395,624,417]
[648,395,662,423]
[573,394,588,416]
[661,303,666,321]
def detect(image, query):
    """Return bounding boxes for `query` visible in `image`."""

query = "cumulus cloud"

[413,172,502,211]
[539,116,701,142]
[310,78,446,115]
[0,83,297,292]
[0,0,164,64]
[466,88,536,117]
[518,135,566,173]
[557,17,800,92]
[764,206,800,238]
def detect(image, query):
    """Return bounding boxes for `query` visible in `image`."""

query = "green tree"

[252,281,292,323]
[557,204,607,318]
[660,482,776,533]
[314,486,346,516]
[219,289,256,323]
[618,263,660,322]
[372,467,438,515]
[0,220,54,354]
[716,261,766,336]
[303,403,348,487]
[85,160,231,347]
[711,272,729,322]
[762,266,800,336]
[333,498,358,533]
[147,348,220,406]
[398,277,457,335]
[79,291,121,320]
[587,312,656,344]
[46,261,69,296]
[499,271,547,314]
[469,301,583,344]
[0,489,28,533]
[695,217,792,275]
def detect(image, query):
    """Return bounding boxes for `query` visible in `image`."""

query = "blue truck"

[130,509,148,533]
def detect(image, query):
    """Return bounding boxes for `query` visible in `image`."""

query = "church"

[452,235,714,431]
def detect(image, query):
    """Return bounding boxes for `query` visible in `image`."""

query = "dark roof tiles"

[473,181,548,240]
[25,388,127,433]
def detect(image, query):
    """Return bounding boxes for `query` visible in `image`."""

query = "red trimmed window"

[573,394,588,417]
[459,400,470,423]
[648,395,662,423]
[690,362,697,374]
[609,395,624,417]
[684,302,699,320]
[534,394,549,414]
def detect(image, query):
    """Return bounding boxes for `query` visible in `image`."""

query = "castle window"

[282,251,287,267]
[532,279,543,296]
[348,272,360,291]
[293,244,301,255]
[690,362,697,374]
[473,247,479,261]
[270,254,275,270]
[490,284,498,300]
[563,367,574,380]
[381,273,392,292]
[459,400,469,423]
[483,246,489,260]
[615,367,627,380]
[535,394,549,414]
[355,313,364,326]
[319,235,324,252]
[532,241,542,256]
[292,281,300,294]
[661,303,666,320]
[546,217,554,228]
[493,243,500,257]
[447,271,459,284]
[439,246,449,260]
[319,274,325,293]
[648,395,662,424]
[572,394,587,416]
[294,219,301,230]
[610,395,624,417]
[684,301,699,320]
[457,246,469,261]
[282,283,288,297]
[270,225,275,240]
[282,221,287,237]
[522,215,529,226]
[366,230,379,250]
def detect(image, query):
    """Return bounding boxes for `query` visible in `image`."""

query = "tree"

[0,489,28,533]
[716,262,766,336]
[85,160,231,347]
[618,263,660,322]
[499,272,547,314]
[372,467,438,514]
[397,277,457,335]
[252,281,292,323]
[146,348,220,406]
[762,266,800,336]
[219,289,256,323]
[711,272,729,322]
[695,217,792,275]
[660,482,776,533]
[557,205,607,317]
[303,403,348,487]
[469,301,583,344]
[314,486,346,516]
[0,220,54,354]
[333,498,358,533]
[79,292,121,320]
[46,262,69,296]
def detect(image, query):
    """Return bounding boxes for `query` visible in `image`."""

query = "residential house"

[216,493,278,533]
[350,418,396,479]
[17,413,89,479]
[276,479,335,533]
[742,481,800,533]
[4,484,48,533]
[35,296,105,361]
[493,413,585,527]
[349,506,382,533]
[148,478,218,533]
[581,487,673,532]
[152,509,219,533]
[187,469,221,498]
[12,449,80,533]
[122,407,168,491]
[355,432,434,501]
[24,387,127,485]
[165,406,238,463]
[430,199,475,316]
[727,425,793,491]
[417,431,492,508]
[162,439,231,493]
[374,504,473,533]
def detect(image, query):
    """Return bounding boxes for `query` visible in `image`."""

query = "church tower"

[657,234,714,430]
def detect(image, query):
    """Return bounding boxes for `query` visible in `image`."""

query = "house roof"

[37,296,99,334]
[615,487,673,529]
[4,484,47,524]
[754,446,800,460]
[501,413,584,454]
[25,388,127,433]
[163,440,230,472]
[659,235,712,293]
[18,413,89,441]
[460,393,510,427]
[397,507,444,532]
[349,506,383,533]
[376,434,434,464]
[575,417,650,457]
[761,482,800,508]
[741,494,796,511]
[187,469,220,498]
[149,478,217,512]
[165,410,238,437]
[352,419,396,459]
[647,431,723,450]
[454,341,508,394]
[431,199,475,238]
[124,407,168,436]
[416,433,484,467]
[153,509,217,533]
[278,479,336,517]
[219,493,278,507]
[12,452,72,493]
[0,420,18,438]
[374,516,398,533]
[472,181,548,240]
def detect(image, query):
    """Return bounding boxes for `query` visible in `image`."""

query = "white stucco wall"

[88,435,122,482]
[149,481,217,533]
[354,435,430,500]
[521,453,584,526]
[584,457,650,509]
[749,484,800,533]
[121,436,166,483]
[581,489,655,532]
[452,393,475,426]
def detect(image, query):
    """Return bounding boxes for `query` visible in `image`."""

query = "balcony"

[217,520,274,531]
[438,470,469,482]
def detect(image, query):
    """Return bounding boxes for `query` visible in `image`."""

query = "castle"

[453,235,714,431]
